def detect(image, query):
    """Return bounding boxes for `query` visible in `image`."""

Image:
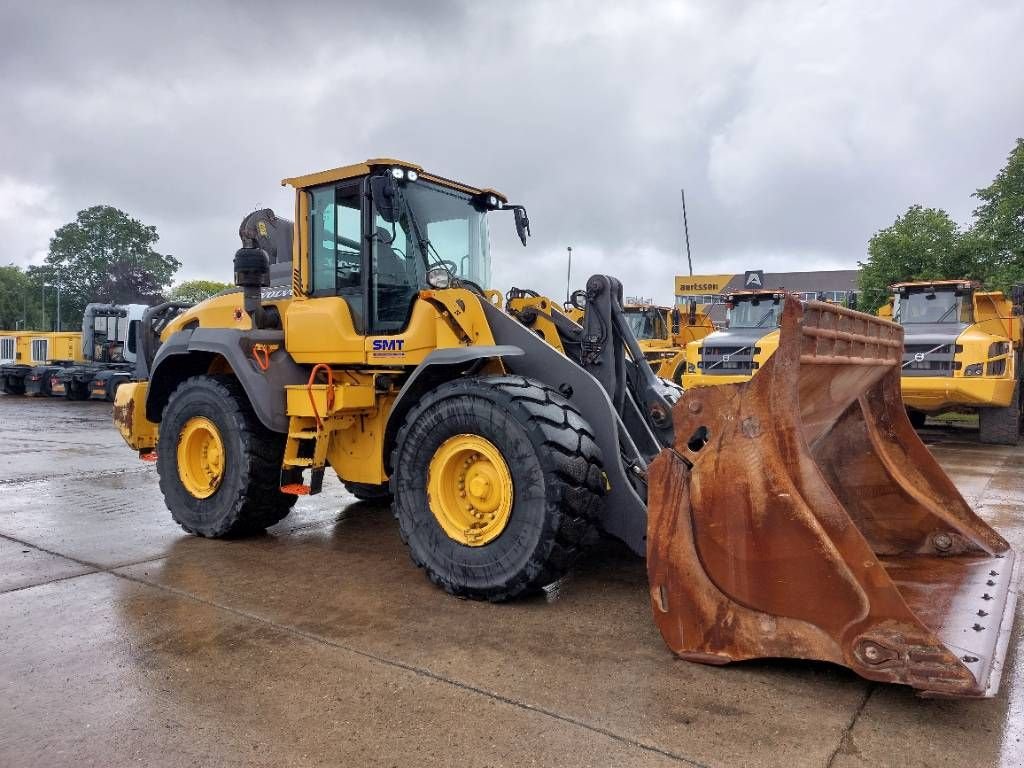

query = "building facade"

[675,269,860,324]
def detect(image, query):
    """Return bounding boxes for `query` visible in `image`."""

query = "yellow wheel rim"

[176,416,225,499]
[427,434,514,546]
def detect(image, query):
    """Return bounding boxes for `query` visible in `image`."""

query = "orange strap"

[252,345,271,371]
[307,363,334,429]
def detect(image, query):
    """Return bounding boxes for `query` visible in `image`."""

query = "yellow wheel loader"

[883,280,1024,444]
[622,302,714,383]
[113,159,1018,697]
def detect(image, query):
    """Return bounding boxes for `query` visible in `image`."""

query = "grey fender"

[146,328,307,432]
[383,345,524,472]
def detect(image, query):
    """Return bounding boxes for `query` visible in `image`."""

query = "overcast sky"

[1,1,1022,304]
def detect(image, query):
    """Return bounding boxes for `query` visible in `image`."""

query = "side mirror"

[508,205,530,246]
[370,174,403,224]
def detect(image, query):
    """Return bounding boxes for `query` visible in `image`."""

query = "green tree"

[970,138,1024,290]
[0,265,45,330]
[858,205,978,312]
[35,205,181,329]
[168,279,233,303]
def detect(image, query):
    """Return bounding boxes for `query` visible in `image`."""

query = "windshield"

[624,308,667,340]
[384,179,491,288]
[893,290,972,324]
[727,298,782,329]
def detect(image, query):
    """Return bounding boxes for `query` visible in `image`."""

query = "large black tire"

[979,381,1022,445]
[343,482,393,503]
[66,380,89,401]
[157,375,297,537]
[390,375,604,601]
[907,409,927,429]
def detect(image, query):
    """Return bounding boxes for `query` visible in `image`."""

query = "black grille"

[901,342,961,377]
[699,345,760,375]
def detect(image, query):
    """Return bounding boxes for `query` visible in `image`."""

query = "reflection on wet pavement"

[1,396,1021,767]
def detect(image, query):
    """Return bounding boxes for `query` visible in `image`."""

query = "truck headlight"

[964,363,983,376]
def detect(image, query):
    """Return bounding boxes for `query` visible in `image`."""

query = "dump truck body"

[887,281,1022,442]
[0,331,84,395]
[112,159,1017,697]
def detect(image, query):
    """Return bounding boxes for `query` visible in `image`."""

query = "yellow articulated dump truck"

[113,159,1017,697]
[681,289,786,388]
[622,302,714,383]
[884,280,1023,444]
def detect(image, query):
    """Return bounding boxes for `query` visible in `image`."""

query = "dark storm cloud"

[1,0,1022,303]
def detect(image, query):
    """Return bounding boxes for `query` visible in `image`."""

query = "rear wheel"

[979,381,1021,445]
[391,375,604,601]
[343,482,393,503]
[157,375,296,537]
[66,380,89,401]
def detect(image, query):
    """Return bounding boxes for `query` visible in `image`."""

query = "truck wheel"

[391,375,604,601]
[907,409,927,429]
[979,382,1021,445]
[66,381,89,401]
[672,362,687,386]
[158,375,297,537]
[343,482,393,503]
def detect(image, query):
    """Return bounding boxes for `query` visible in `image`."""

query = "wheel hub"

[177,416,225,499]
[427,434,513,546]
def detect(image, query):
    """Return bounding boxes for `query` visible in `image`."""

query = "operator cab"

[623,305,668,341]
[891,281,976,326]
[286,160,528,335]
[724,291,786,330]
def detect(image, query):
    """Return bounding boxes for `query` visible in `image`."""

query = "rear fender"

[146,328,307,432]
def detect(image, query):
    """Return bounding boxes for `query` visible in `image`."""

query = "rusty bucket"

[648,298,1019,697]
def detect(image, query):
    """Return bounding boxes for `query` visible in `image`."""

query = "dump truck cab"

[681,289,785,388]
[887,280,1022,443]
[621,302,713,383]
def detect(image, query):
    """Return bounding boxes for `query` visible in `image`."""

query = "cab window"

[310,183,364,328]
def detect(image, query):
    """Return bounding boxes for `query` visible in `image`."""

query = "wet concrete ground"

[0,394,1021,768]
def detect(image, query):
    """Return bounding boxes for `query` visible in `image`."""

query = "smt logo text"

[371,339,405,352]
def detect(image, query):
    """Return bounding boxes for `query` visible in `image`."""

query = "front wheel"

[390,375,605,602]
[979,381,1022,445]
[157,375,297,537]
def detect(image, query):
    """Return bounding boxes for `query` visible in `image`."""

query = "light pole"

[681,189,693,276]
[565,246,573,303]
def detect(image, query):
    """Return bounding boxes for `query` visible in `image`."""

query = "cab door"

[284,179,369,364]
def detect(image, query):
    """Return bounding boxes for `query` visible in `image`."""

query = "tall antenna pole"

[566,246,573,302]
[681,189,693,276]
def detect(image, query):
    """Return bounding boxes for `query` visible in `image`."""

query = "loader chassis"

[113,159,1018,697]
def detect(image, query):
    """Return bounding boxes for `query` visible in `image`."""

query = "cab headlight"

[686,363,696,373]
[964,363,983,376]
[406,170,419,182]
[427,267,451,289]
